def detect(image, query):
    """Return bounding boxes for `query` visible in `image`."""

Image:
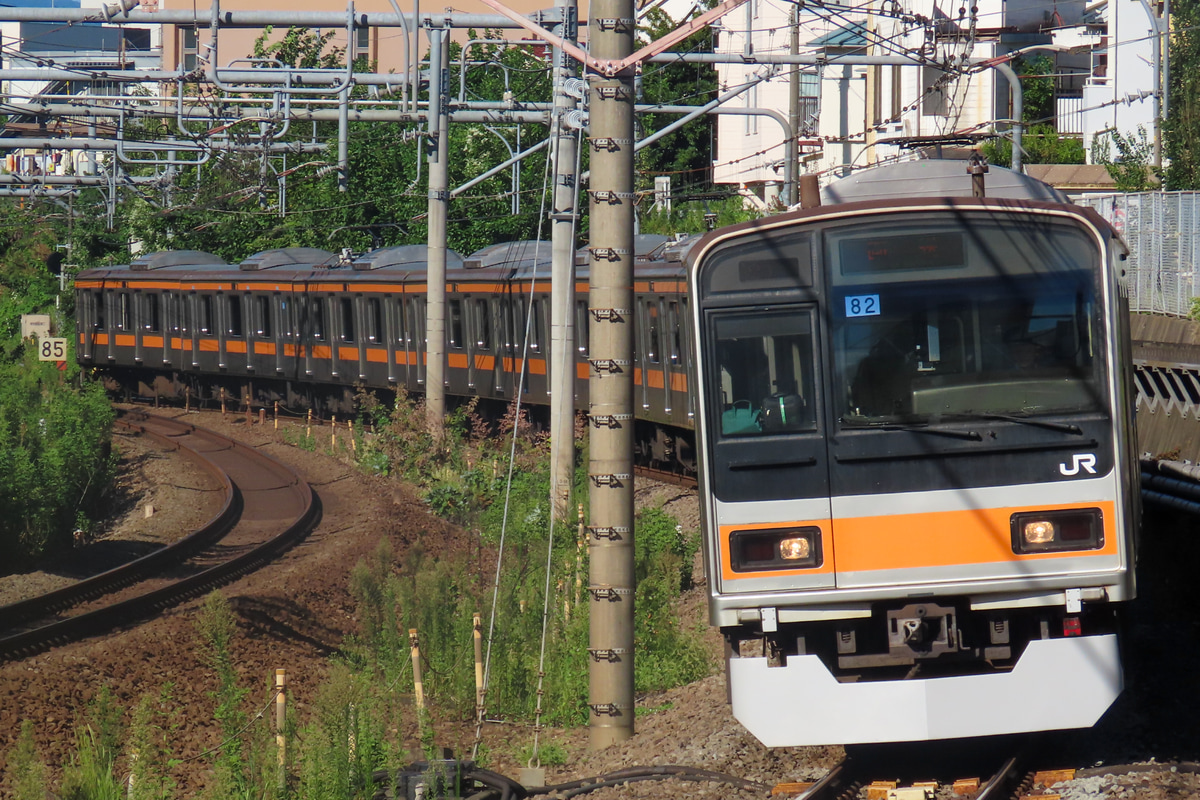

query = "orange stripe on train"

[831,501,1117,572]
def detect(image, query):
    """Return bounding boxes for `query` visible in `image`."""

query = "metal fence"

[1077,192,1200,317]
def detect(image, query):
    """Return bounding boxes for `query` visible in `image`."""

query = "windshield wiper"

[978,413,1083,435]
[842,417,983,441]
[879,424,983,441]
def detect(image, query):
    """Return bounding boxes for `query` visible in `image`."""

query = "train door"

[574,298,589,410]
[489,297,504,394]
[643,297,669,416]
[79,288,102,362]
[362,295,383,383]
[196,293,218,372]
[664,299,685,420]
[115,291,132,363]
[275,292,291,377]
[706,305,834,592]
[329,295,349,381]
[133,291,147,364]
[448,296,468,392]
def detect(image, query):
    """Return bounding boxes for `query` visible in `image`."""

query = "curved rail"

[0,410,321,662]
[0,413,239,630]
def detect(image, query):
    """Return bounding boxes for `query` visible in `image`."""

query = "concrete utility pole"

[586,0,637,749]
[549,0,580,529]
[425,24,450,440]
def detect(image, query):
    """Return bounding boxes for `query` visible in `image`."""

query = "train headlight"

[731,527,822,572]
[1011,509,1103,553]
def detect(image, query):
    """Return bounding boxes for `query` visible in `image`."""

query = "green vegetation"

[980,55,1086,168]
[1092,126,1158,192]
[0,206,115,569]
[1166,0,1200,189]
[3,395,712,797]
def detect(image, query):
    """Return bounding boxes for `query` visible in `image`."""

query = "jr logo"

[1059,454,1097,476]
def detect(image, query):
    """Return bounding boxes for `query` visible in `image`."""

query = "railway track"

[0,409,321,662]
[792,744,1042,800]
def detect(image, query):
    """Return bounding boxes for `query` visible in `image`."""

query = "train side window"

[340,297,355,343]
[475,298,491,350]
[199,295,213,335]
[368,298,382,343]
[119,293,131,331]
[278,297,290,338]
[311,298,325,341]
[576,300,589,355]
[668,301,681,365]
[645,301,660,364]
[449,299,463,349]
[141,294,161,333]
[227,295,244,337]
[530,299,543,353]
[257,296,272,338]
[93,292,105,329]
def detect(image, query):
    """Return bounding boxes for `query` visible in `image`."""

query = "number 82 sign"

[38,337,67,361]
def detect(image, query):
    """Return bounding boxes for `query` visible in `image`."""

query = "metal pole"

[586,0,635,750]
[425,24,449,440]
[991,61,1023,172]
[549,0,580,527]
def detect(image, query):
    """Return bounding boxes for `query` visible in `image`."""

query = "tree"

[636,7,718,194]
[1092,126,1158,192]
[980,55,1086,168]
[1165,0,1200,188]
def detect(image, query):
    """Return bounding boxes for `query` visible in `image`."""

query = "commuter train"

[688,160,1139,745]
[73,237,697,474]
[75,159,1139,745]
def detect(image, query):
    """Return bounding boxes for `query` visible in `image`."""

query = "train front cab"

[687,199,1138,746]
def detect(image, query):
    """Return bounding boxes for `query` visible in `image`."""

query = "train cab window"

[364,298,380,343]
[475,299,491,350]
[257,296,272,338]
[449,299,463,349]
[199,295,213,335]
[711,309,817,436]
[227,296,244,337]
[644,301,661,364]
[118,293,131,331]
[576,300,589,355]
[340,297,355,343]
[310,298,325,341]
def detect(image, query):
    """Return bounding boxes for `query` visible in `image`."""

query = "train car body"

[686,161,1139,745]
[74,238,695,473]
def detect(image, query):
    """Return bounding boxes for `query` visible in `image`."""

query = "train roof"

[821,159,1068,205]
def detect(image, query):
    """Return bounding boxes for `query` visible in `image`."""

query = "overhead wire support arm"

[476,0,750,76]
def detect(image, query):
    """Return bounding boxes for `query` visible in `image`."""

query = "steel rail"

[0,411,320,662]
[0,411,238,630]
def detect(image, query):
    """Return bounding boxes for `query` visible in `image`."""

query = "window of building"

[181,27,198,71]
[922,66,948,117]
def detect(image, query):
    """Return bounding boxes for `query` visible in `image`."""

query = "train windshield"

[827,216,1106,426]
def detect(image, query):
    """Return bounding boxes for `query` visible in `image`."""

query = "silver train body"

[685,161,1139,745]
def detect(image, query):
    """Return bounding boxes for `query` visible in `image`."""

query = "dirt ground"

[0,407,1198,799]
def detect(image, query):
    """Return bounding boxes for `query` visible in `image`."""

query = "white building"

[711,0,1159,205]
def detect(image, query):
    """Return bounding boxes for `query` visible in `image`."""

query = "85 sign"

[38,337,67,362]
